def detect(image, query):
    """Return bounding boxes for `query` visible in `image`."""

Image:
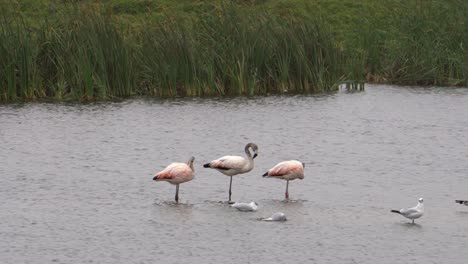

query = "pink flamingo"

[153,157,195,203]
[203,143,258,203]
[262,160,305,199]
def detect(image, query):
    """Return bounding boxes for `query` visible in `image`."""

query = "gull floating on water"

[262,212,287,221]
[391,198,424,224]
[153,157,195,203]
[231,201,258,212]
[455,200,468,206]
[203,143,259,203]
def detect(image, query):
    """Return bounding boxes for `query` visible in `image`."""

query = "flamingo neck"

[186,158,194,171]
[244,146,252,159]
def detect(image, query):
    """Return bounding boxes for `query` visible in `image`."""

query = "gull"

[153,157,195,203]
[391,198,424,224]
[262,160,305,199]
[231,201,258,212]
[262,212,287,221]
[455,200,468,206]
[203,143,258,203]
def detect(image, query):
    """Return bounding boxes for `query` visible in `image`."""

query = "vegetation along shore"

[1,0,466,101]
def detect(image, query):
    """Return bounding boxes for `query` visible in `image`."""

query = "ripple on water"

[2,85,468,264]
[152,200,195,208]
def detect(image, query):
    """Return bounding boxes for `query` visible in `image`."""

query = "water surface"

[1,85,468,263]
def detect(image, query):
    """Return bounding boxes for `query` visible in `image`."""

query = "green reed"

[4,0,465,102]
[36,6,135,100]
[0,13,40,101]
[136,4,344,96]
[0,3,349,101]
[137,18,198,97]
[353,0,467,86]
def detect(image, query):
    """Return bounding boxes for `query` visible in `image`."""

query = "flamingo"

[262,160,305,199]
[153,157,195,203]
[391,198,424,224]
[203,143,258,203]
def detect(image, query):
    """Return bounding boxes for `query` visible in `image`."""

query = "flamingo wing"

[154,162,191,180]
[208,155,246,170]
[266,160,303,177]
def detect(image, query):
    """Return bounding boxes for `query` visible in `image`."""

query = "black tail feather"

[203,163,211,168]
[391,210,401,214]
[262,172,268,177]
[455,200,467,204]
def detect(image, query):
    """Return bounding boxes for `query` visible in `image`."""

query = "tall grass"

[137,4,344,96]
[0,15,39,101]
[1,0,466,102]
[354,0,468,86]
[0,3,344,101]
[135,5,341,95]
[36,6,135,100]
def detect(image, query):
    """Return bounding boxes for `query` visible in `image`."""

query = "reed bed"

[0,16,39,101]
[0,0,466,102]
[0,3,344,101]
[36,7,136,100]
[137,6,344,96]
[353,0,467,86]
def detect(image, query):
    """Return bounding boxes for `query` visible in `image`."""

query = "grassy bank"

[0,0,466,101]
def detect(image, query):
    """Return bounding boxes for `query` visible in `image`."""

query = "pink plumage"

[263,160,305,199]
[153,157,195,202]
[263,160,304,180]
[153,162,194,184]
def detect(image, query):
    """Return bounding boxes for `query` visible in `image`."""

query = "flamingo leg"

[285,180,289,200]
[228,176,233,203]
[175,184,180,203]
[412,219,414,224]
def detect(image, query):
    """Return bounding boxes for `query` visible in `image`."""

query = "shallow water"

[1,84,468,264]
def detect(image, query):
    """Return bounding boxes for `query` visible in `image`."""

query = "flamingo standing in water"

[153,157,195,203]
[263,160,305,199]
[203,143,258,203]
